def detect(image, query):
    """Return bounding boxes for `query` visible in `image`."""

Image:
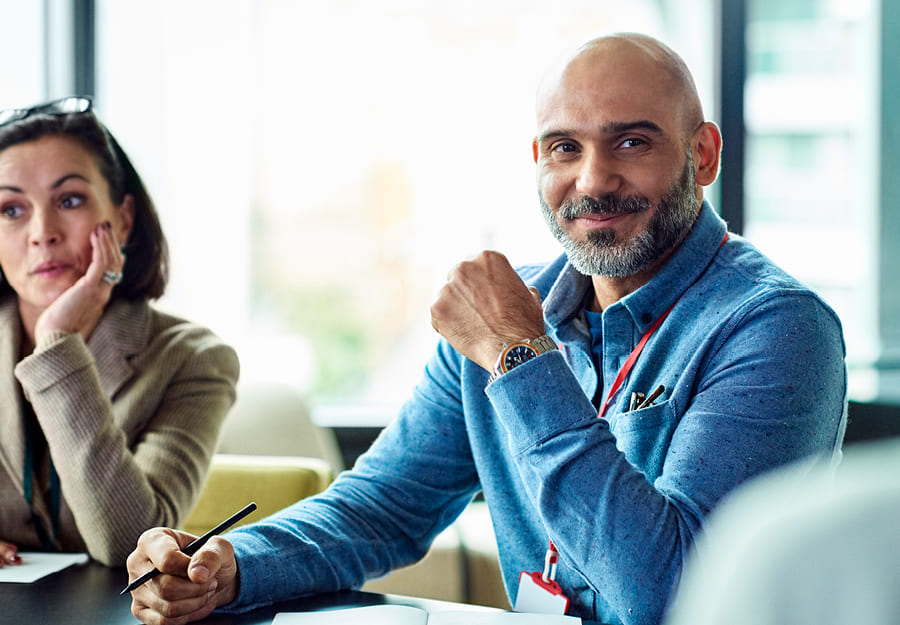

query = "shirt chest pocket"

[608,399,678,481]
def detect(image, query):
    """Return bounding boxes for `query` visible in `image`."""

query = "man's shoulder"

[704,235,841,326]
[717,235,824,298]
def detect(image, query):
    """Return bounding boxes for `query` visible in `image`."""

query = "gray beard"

[540,150,699,277]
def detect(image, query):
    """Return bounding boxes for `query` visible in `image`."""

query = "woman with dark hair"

[0,97,239,566]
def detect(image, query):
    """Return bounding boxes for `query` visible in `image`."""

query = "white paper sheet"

[0,552,89,583]
[272,605,580,624]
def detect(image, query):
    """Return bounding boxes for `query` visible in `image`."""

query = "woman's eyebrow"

[51,173,91,189]
[0,174,91,194]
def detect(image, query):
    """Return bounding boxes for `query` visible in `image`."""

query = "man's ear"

[692,122,722,187]
[532,139,539,163]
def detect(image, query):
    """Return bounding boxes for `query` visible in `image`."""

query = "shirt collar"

[543,200,728,332]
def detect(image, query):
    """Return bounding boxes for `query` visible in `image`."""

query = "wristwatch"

[488,334,558,384]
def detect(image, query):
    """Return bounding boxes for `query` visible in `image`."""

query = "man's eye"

[60,194,86,209]
[620,138,646,149]
[552,142,578,153]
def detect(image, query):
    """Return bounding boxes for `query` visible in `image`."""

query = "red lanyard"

[597,300,677,418]
[596,233,729,419]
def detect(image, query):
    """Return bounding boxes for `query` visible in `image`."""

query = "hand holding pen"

[125,503,255,625]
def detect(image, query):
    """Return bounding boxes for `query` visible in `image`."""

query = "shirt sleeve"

[225,340,482,612]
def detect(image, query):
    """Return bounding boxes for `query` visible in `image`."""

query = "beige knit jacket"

[0,294,239,566]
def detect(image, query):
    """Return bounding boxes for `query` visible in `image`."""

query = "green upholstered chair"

[180,453,333,536]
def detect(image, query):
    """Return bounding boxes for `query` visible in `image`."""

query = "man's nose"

[575,149,622,199]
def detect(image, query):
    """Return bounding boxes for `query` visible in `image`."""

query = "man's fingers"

[126,528,197,605]
[128,533,222,625]
[187,536,233,584]
[129,568,216,624]
[132,587,216,625]
[129,528,193,577]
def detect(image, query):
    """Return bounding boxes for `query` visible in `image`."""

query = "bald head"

[537,33,705,136]
[531,32,724,283]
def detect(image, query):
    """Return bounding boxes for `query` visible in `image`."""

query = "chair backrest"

[216,381,345,474]
[180,453,333,536]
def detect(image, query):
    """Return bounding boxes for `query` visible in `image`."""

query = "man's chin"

[562,232,663,278]
[559,224,617,248]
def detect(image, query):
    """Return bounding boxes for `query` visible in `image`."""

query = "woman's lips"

[32,261,73,278]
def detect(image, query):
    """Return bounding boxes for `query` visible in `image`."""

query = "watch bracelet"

[487,334,557,384]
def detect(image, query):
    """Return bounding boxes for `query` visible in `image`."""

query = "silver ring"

[101,270,123,285]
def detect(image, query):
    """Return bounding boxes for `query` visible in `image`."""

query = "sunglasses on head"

[0,96,93,127]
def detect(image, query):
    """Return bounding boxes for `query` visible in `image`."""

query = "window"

[0,1,47,107]
[94,0,716,419]
[744,0,882,398]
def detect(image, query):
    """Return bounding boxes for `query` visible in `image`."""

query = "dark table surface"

[0,560,602,624]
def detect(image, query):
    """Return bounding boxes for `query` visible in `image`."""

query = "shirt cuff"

[485,350,597,454]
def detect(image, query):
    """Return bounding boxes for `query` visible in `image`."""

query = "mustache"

[557,194,652,220]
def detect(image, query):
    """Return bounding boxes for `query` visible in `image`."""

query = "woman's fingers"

[0,541,22,567]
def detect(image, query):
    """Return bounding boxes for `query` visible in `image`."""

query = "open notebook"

[272,605,580,624]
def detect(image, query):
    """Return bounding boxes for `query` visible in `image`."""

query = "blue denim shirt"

[224,202,847,625]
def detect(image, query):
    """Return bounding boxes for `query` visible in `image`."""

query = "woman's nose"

[28,207,62,246]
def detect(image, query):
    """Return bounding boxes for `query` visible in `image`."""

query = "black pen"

[120,501,257,595]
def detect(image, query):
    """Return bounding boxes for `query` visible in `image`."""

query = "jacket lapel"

[87,299,151,398]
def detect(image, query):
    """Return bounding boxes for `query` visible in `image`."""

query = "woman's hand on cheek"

[34,222,125,345]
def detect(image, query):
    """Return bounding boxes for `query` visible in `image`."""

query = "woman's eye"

[0,204,24,219]
[59,194,86,209]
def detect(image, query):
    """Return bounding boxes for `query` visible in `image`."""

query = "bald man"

[127,34,846,625]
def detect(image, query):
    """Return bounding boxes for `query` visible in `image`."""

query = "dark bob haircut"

[0,102,168,300]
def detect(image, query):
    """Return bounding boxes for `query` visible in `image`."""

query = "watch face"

[502,344,538,372]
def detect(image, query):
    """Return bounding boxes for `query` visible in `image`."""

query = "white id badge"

[514,571,571,615]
